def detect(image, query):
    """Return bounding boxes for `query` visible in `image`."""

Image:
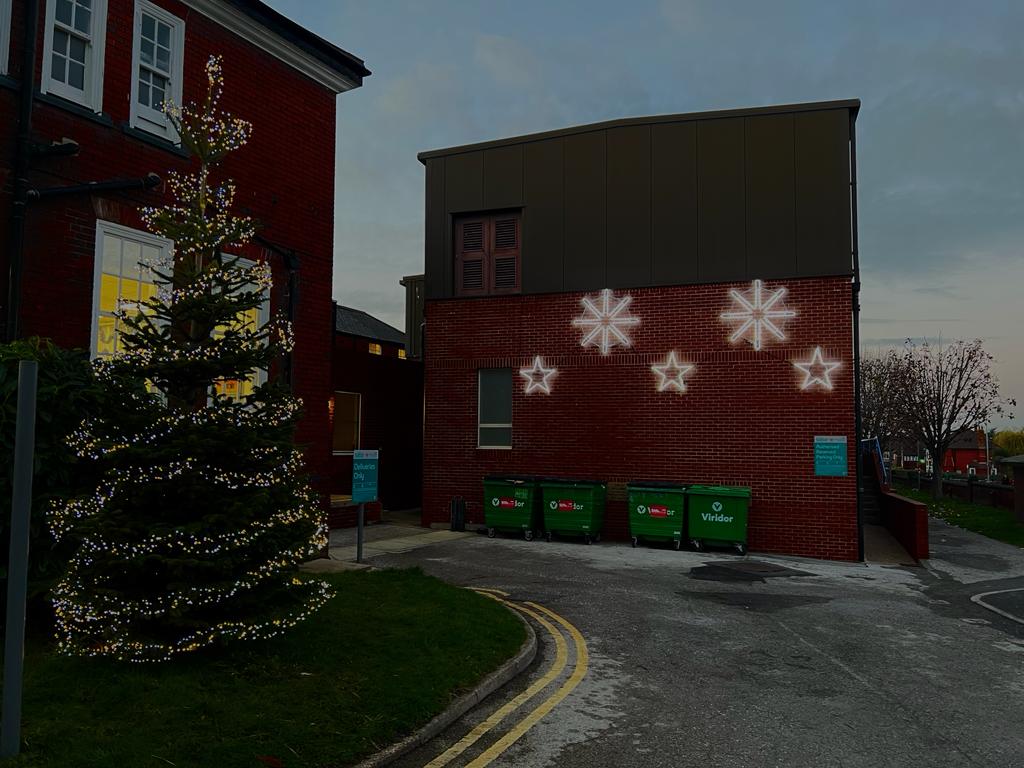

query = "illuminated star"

[720,278,796,351]
[651,352,695,394]
[519,356,557,394]
[794,346,841,391]
[572,289,641,355]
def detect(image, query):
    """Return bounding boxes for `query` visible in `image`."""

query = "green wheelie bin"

[483,475,540,540]
[540,479,606,544]
[686,485,751,555]
[627,482,687,550]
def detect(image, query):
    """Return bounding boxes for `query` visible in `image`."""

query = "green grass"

[3,569,525,768]
[894,484,1024,548]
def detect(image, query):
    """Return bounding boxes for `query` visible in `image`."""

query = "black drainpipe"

[850,112,864,562]
[5,0,39,342]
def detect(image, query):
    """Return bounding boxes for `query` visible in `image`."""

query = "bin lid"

[483,475,537,484]
[626,480,687,491]
[687,485,751,498]
[539,478,605,488]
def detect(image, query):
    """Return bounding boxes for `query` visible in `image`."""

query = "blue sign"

[814,436,848,477]
[352,449,379,502]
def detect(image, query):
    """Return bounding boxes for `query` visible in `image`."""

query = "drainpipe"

[5,0,39,342]
[850,111,864,562]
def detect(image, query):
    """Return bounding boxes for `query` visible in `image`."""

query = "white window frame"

[211,254,271,402]
[90,219,173,360]
[42,0,108,112]
[477,369,512,450]
[332,391,362,456]
[0,0,12,76]
[129,0,184,141]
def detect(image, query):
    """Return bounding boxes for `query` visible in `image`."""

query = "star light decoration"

[650,351,695,394]
[519,356,557,394]
[720,278,797,351]
[794,346,842,391]
[573,289,641,355]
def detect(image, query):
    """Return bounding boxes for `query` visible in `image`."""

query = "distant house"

[891,428,989,475]
[328,302,423,526]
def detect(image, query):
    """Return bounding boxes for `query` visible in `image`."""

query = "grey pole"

[356,503,364,564]
[1,360,39,758]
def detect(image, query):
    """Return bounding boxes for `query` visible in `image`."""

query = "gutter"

[850,111,864,562]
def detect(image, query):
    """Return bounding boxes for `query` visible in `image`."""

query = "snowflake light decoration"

[519,356,557,394]
[794,346,841,391]
[651,351,695,394]
[720,278,796,351]
[572,289,641,355]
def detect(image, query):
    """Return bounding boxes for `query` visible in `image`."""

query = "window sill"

[122,124,190,158]
[35,90,113,127]
[333,451,356,456]
[477,446,513,451]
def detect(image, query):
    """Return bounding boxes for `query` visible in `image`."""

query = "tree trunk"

[930,447,944,499]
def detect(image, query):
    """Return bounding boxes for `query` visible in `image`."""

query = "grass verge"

[3,568,525,768]
[894,484,1024,548]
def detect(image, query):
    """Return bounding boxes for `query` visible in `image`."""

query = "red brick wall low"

[881,492,929,561]
[422,275,859,561]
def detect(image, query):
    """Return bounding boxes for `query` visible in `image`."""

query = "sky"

[267,0,1023,428]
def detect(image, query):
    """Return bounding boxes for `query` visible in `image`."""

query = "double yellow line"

[424,588,589,768]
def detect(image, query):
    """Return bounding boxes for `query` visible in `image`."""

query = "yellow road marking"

[470,587,510,597]
[426,598,568,768]
[463,602,589,768]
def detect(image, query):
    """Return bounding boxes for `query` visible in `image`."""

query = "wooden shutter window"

[455,218,487,295]
[454,212,521,297]
[491,216,520,293]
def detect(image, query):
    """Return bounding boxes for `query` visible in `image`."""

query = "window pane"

[123,241,142,280]
[138,78,150,106]
[55,0,73,26]
[479,426,512,448]
[99,274,119,313]
[479,368,512,425]
[155,44,170,72]
[68,35,86,64]
[73,6,90,33]
[51,52,66,83]
[332,393,360,452]
[102,234,121,274]
[53,28,69,54]
[141,13,154,40]
[67,60,85,90]
[96,316,115,356]
[156,22,170,48]
[78,0,92,10]
[140,38,154,66]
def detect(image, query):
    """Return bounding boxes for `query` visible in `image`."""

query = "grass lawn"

[894,484,1024,548]
[3,568,525,768]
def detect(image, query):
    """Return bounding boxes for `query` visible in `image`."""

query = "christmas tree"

[49,56,331,662]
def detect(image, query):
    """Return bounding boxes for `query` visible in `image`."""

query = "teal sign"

[814,436,847,477]
[352,449,379,502]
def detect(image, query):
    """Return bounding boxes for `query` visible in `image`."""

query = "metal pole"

[1,360,39,758]
[356,503,364,564]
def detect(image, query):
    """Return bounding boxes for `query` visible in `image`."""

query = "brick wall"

[0,0,339,491]
[422,275,859,561]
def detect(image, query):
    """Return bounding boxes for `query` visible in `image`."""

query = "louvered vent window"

[454,212,521,296]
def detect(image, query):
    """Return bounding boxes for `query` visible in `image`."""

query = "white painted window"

[42,0,107,112]
[130,0,184,140]
[91,220,173,359]
[211,256,270,402]
[0,0,12,76]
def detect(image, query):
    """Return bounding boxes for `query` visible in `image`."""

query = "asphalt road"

[372,520,1024,768]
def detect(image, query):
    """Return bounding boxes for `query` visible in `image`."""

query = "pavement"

[339,520,1024,768]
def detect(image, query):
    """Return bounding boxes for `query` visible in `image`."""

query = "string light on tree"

[519,356,557,394]
[572,288,641,355]
[794,346,841,391]
[650,351,695,394]
[720,278,796,351]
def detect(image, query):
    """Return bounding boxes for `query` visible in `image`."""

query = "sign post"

[352,450,379,563]
[2,361,39,759]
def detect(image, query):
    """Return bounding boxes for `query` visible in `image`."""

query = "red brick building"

[328,302,423,527]
[0,0,368,491]
[418,101,863,561]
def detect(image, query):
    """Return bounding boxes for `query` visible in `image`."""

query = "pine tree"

[49,57,331,662]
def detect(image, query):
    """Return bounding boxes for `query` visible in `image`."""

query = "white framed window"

[42,0,108,112]
[478,368,512,449]
[331,392,361,455]
[91,220,173,359]
[211,256,271,403]
[130,0,184,140]
[0,0,12,76]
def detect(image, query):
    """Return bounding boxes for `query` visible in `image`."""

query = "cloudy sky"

[267,0,1023,427]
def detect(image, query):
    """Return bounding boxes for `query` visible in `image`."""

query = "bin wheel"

[631,537,638,548]
[691,539,702,551]
[594,534,601,543]
[487,527,496,539]
[545,531,553,542]
[584,534,592,545]
[673,539,682,551]
[524,530,534,542]
[734,543,746,556]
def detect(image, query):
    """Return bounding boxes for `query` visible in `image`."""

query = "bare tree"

[901,339,1015,498]
[860,349,912,453]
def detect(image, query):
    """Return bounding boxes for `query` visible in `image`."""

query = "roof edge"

[418,99,860,163]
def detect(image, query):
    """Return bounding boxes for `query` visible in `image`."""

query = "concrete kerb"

[352,602,538,768]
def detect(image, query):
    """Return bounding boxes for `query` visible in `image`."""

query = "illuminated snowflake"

[572,289,641,355]
[519,356,558,394]
[720,279,796,351]
[650,351,695,394]
[794,346,841,391]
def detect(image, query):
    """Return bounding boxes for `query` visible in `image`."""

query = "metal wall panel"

[563,131,607,291]
[483,145,524,211]
[697,117,746,282]
[795,110,852,275]
[423,158,447,298]
[445,151,484,213]
[745,113,796,278]
[651,121,698,285]
[606,125,652,287]
[522,138,565,294]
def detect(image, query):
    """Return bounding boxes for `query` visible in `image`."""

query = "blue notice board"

[352,449,379,502]
[814,436,848,477]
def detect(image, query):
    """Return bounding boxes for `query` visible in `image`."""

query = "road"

[357,519,1024,768]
